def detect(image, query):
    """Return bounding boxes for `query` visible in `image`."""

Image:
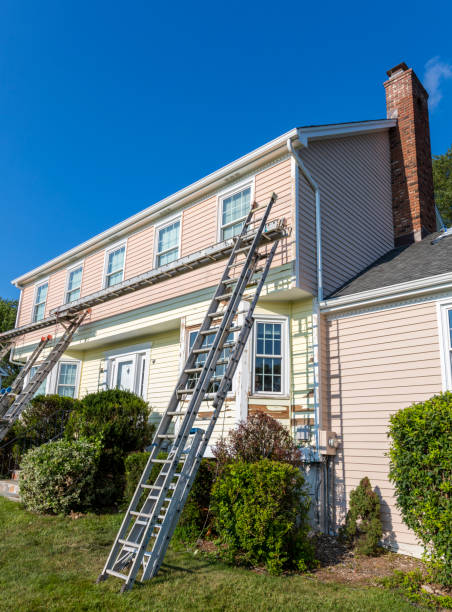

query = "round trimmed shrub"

[20,439,99,514]
[388,392,452,586]
[211,459,315,574]
[65,389,153,506]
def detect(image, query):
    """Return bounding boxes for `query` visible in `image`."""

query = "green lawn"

[0,497,425,612]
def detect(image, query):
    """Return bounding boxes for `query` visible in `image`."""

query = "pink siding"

[15,158,294,344]
[326,300,443,553]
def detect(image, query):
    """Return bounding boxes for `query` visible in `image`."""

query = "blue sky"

[2,0,452,299]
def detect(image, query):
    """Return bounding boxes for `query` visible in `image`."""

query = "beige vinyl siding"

[298,132,394,296]
[326,299,443,555]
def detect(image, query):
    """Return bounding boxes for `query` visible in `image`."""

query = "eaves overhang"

[297,119,396,146]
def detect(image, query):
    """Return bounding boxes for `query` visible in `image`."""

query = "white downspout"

[286,137,323,460]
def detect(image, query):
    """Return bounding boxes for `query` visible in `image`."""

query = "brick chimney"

[384,62,436,245]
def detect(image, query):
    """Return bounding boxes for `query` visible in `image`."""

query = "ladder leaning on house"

[0,310,90,441]
[97,192,282,592]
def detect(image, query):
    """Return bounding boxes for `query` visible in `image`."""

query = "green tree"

[0,298,19,388]
[433,146,452,226]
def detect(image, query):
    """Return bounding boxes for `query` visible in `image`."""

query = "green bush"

[388,393,452,586]
[211,459,315,575]
[380,570,452,610]
[65,389,153,506]
[20,439,99,514]
[12,394,81,444]
[341,477,382,556]
[124,451,216,543]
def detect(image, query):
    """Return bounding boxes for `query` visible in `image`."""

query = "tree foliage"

[211,412,302,471]
[0,297,19,387]
[433,146,452,226]
[388,393,452,586]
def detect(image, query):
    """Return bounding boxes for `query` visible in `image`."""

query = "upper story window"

[104,244,126,288]
[188,329,234,393]
[65,264,83,303]
[156,219,180,267]
[253,320,286,395]
[439,302,452,390]
[220,186,251,240]
[33,281,48,322]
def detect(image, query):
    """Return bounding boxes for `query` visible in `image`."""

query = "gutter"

[320,271,452,314]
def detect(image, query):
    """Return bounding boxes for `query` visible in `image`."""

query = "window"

[106,347,149,399]
[29,365,47,397]
[105,244,125,288]
[220,186,251,240]
[439,303,452,390]
[57,363,78,397]
[65,265,83,303]
[188,330,234,393]
[253,321,285,394]
[33,282,48,322]
[156,220,180,267]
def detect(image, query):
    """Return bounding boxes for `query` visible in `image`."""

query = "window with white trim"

[106,348,149,399]
[188,329,234,393]
[56,363,78,397]
[156,220,180,267]
[33,282,48,322]
[253,321,285,394]
[29,365,47,397]
[220,186,251,240]
[104,245,125,288]
[65,265,83,303]
[439,303,452,390]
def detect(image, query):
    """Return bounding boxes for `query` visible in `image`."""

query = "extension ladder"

[98,193,282,592]
[0,310,89,441]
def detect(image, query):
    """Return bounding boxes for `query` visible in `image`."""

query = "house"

[6,62,445,556]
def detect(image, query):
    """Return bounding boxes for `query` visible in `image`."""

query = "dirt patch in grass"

[311,534,426,585]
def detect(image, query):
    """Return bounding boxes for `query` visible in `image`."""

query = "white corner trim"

[436,300,452,391]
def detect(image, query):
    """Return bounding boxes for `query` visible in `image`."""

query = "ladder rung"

[199,325,241,336]
[193,341,235,354]
[216,292,232,300]
[118,538,140,549]
[177,390,217,399]
[184,358,229,374]
[207,311,225,318]
[130,511,153,518]
[157,434,176,439]
[166,410,186,416]
[106,569,129,580]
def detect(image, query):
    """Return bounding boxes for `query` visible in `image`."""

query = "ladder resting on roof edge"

[97,193,281,592]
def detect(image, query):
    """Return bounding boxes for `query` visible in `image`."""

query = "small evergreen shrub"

[12,394,80,444]
[212,412,302,471]
[342,477,382,556]
[388,393,452,586]
[124,451,216,542]
[211,459,315,574]
[20,439,99,514]
[65,389,153,506]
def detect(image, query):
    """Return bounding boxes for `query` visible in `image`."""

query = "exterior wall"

[325,297,444,555]
[298,132,394,297]
[15,156,295,350]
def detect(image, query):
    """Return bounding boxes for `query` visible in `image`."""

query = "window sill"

[249,394,290,401]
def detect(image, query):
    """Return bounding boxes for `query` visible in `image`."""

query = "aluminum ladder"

[0,310,89,441]
[98,193,282,592]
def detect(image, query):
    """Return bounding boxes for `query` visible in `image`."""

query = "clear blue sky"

[2,0,452,300]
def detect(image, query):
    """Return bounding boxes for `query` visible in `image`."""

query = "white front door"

[113,355,136,392]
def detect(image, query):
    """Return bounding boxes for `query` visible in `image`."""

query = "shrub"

[388,393,452,586]
[212,412,302,471]
[342,477,382,556]
[380,570,452,610]
[20,439,99,514]
[124,451,217,543]
[211,459,315,574]
[65,389,153,506]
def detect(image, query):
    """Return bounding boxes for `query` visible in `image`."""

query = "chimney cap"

[386,62,409,78]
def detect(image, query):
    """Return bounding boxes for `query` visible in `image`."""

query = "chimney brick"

[384,64,436,245]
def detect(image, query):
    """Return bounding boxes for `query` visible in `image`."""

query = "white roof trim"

[320,271,452,314]
[297,119,396,146]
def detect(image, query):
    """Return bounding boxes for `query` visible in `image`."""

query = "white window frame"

[154,215,182,268]
[103,240,127,289]
[26,359,81,398]
[64,260,84,304]
[252,315,289,397]
[217,179,254,242]
[437,299,452,391]
[104,343,151,400]
[187,328,237,395]
[32,278,49,323]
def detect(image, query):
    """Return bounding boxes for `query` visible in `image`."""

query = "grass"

[0,497,428,612]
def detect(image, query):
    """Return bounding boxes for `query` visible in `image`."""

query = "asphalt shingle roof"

[330,230,452,298]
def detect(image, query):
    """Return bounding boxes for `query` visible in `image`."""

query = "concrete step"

[0,479,20,502]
